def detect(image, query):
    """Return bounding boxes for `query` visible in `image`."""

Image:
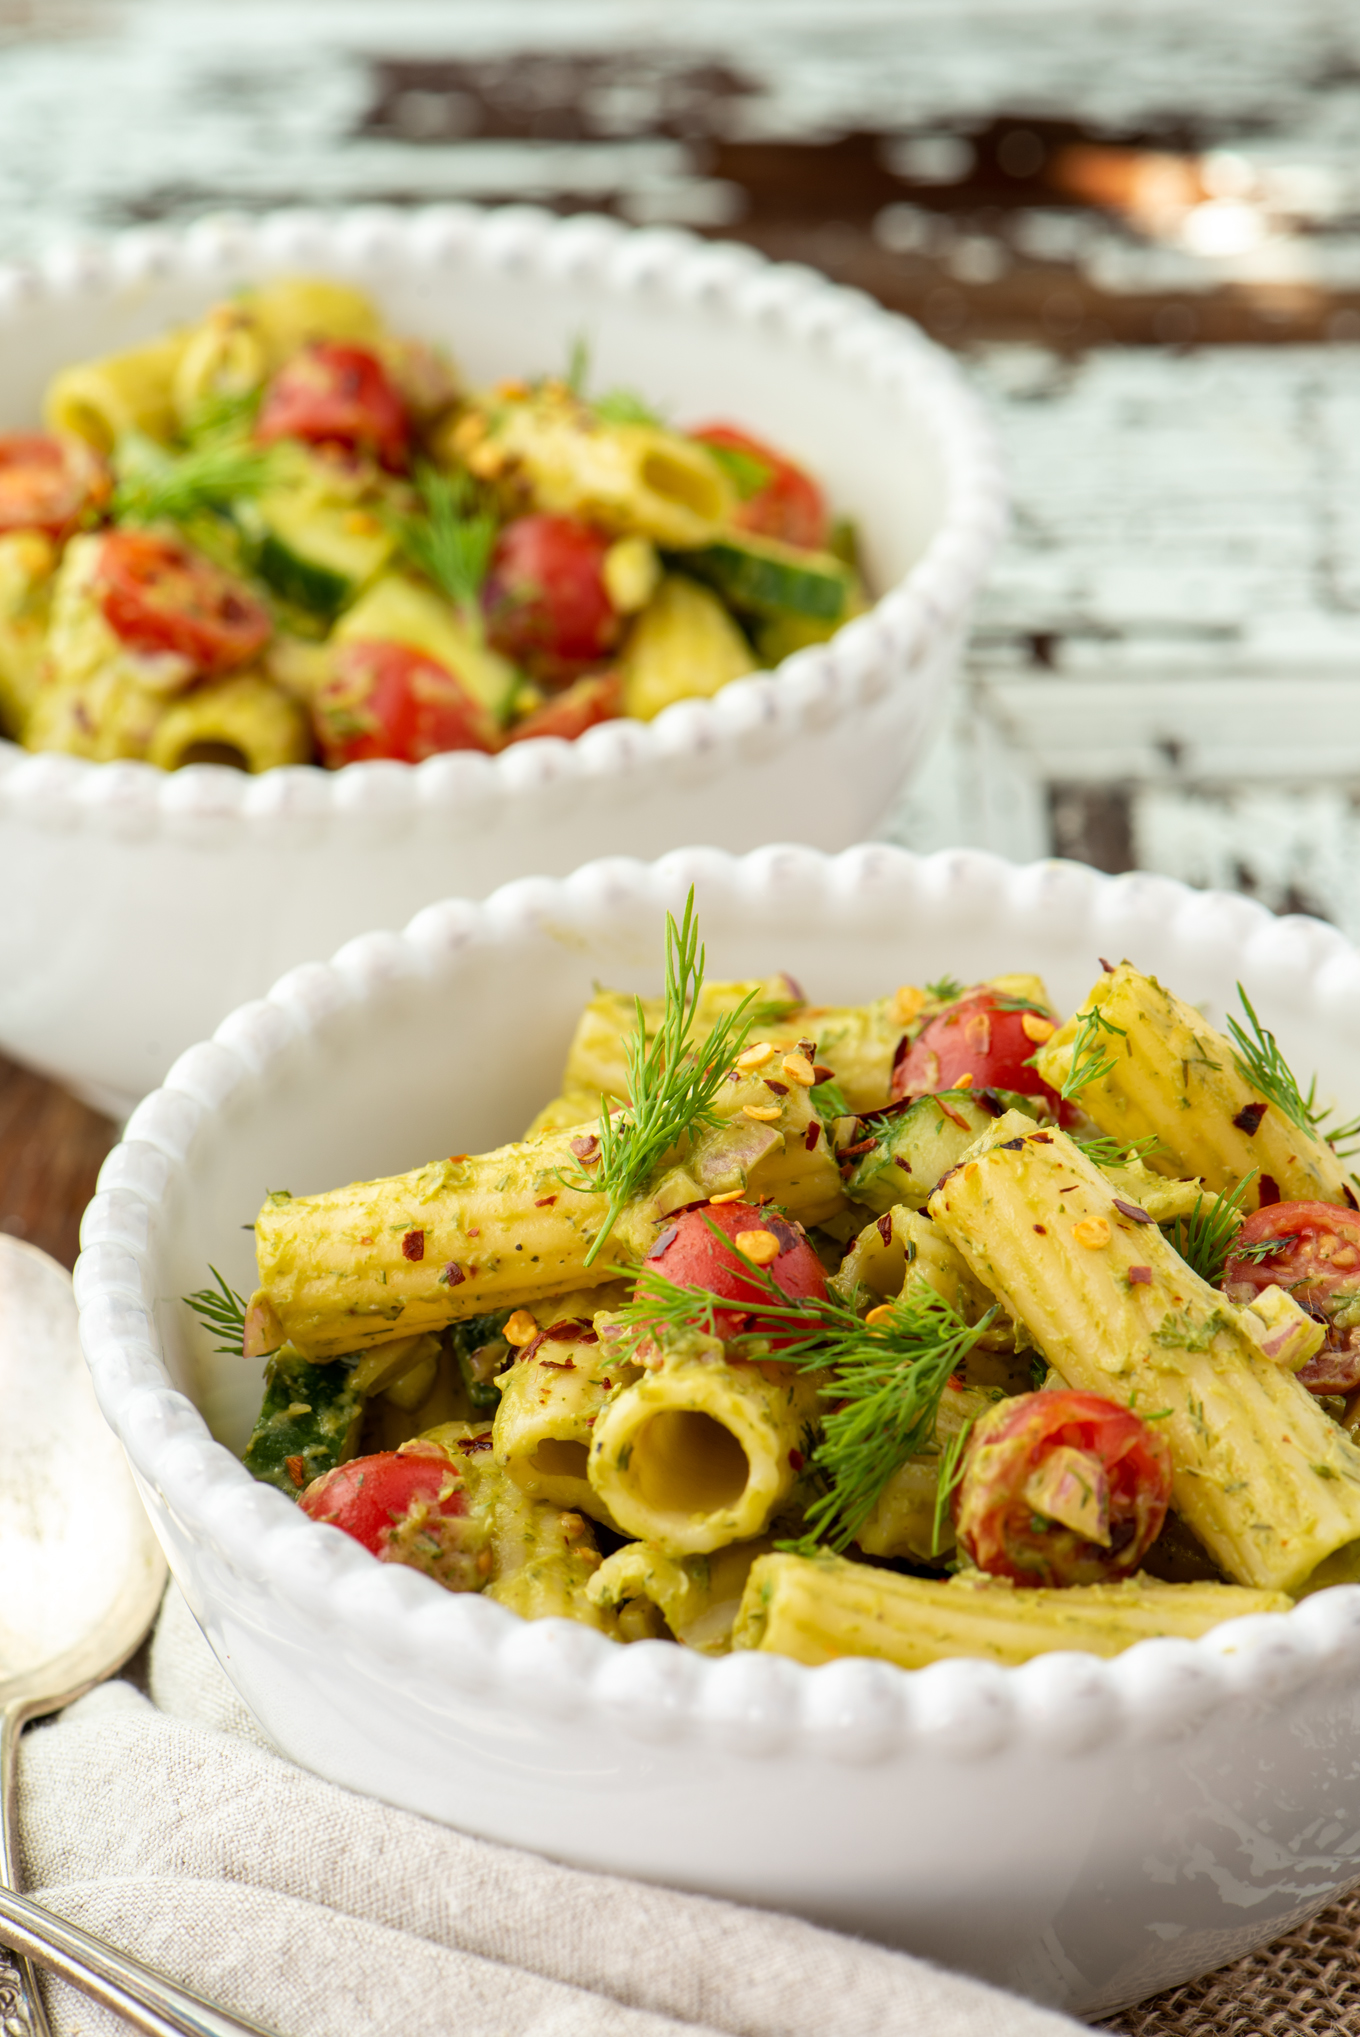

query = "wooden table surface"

[4,5,1360,2026]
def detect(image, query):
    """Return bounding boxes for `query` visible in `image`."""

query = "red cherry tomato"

[501,670,622,746]
[313,638,498,766]
[97,529,271,675]
[690,423,828,552]
[0,433,108,541]
[255,343,410,471]
[954,1389,1172,1588]
[642,1200,828,1347]
[890,987,1061,1110]
[299,1448,480,1590]
[1223,1200,1360,1395]
[481,515,622,684]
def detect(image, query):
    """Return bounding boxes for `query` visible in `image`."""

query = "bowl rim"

[74,842,1360,1765]
[0,202,1004,834]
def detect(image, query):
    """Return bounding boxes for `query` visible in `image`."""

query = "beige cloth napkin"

[15,1586,1089,2037]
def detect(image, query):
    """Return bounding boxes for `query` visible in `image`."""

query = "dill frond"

[593,388,662,427]
[1164,1172,1256,1287]
[1059,1005,1126,1099]
[185,1267,248,1358]
[1072,1132,1163,1168]
[112,435,273,527]
[1230,1231,1303,1266]
[809,1076,850,1122]
[924,974,964,1003]
[1227,983,1360,1160]
[701,440,773,499]
[394,463,498,611]
[931,1414,978,1557]
[571,891,759,1266]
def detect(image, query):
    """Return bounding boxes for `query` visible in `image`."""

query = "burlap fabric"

[12,1585,1088,2037]
[1102,1901,1360,2036]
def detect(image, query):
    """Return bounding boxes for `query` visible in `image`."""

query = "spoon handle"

[0,1885,283,2037]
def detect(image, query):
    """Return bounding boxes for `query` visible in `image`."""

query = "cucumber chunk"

[243,1346,363,1496]
[677,531,854,623]
[251,490,396,619]
[844,1091,1001,1216]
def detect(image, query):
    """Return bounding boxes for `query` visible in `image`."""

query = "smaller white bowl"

[0,206,1003,1114]
[74,844,1360,2020]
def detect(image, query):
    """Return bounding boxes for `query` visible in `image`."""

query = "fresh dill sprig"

[571,891,760,1266]
[394,462,498,610]
[1073,1132,1163,1169]
[566,334,591,396]
[184,1267,248,1358]
[1227,983,1360,1158]
[702,440,773,499]
[931,1413,978,1557]
[1060,1005,1126,1099]
[924,974,964,1003]
[1229,1231,1303,1266]
[182,386,263,447]
[809,1076,850,1121]
[1164,1172,1257,1287]
[111,435,274,527]
[594,388,663,427]
[610,1232,996,1553]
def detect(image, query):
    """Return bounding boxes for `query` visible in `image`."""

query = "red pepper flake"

[545,1319,597,1343]
[804,1121,821,1150]
[1033,1133,1053,1144]
[813,1065,835,1083]
[894,1154,912,1174]
[570,1134,601,1165]
[439,1261,466,1286]
[448,1154,468,1164]
[764,1079,789,1097]
[535,1194,558,1207]
[876,1213,894,1247]
[1033,1223,1047,1234]
[285,1454,307,1489]
[1259,1175,1281,1206]
[1347,1184,1359,1212]
[1128,1266,1153,1285]
[467,1228,480,1239]
[788,1447,805,1472]
[458,1433,493,1453]
[936,1098,971,1131]
[1099,958,1115,974]
[1112,1198,1155,1225]
[798,1038,817,1062]
[402,1228,425,1261]
[1233,1102,1267,1136]
[540,1358,576,1371]
[839,1136,880,1160]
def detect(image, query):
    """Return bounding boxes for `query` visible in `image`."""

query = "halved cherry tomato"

[1223,1200,1360,1394]
[299,1447,482,1590]
[481,515,622,684]
[501,670,622,746]
[313,638,498,766]
[641,1199,827,1347]
[954,1389,1172,1588]
[255,343,410,471]
[97,529,271,675]
[0,433,108,541]
[690,423,828,552]
[891,986,1062,1110]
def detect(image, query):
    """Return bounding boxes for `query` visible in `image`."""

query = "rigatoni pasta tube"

[732,1553,1290,1670]
[145,672,313,774]
[562,979,900,1116]
[588,1331,823,1555]
[493,1308,636,1525]
[587,1538,770,1652]
[1034,962,1348,1209]
[44,332,188,450]
[254,1075,844,1359]
[926,1120,1360,1594]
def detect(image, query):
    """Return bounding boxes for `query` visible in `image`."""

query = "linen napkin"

[15,1586,1090,2037]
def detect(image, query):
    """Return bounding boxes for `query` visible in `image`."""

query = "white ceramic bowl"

[0,207,1002,1115]
[74,843,1360,2020]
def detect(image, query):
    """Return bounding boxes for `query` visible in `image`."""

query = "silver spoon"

[0,1236,281,2037]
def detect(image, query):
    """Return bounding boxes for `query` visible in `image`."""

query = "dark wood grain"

[0,1053,116,1270]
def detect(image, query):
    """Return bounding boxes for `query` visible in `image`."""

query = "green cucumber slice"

[844,1091,999,1216]
[250,489,396,619]
[243,1347,363,1496]
[677,532,853,623]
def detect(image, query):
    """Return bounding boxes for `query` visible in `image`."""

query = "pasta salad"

[0,278,862,771]
[192,899,1360,1670]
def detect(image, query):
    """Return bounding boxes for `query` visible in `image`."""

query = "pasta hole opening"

[640,450,725,522]
[50,398,114,454]
[531,1438,590,1480]
[632,1411,749,1515]
[172,741,251,771]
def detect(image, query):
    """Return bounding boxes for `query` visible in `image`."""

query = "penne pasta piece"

[587,1328,823,1555]
[253,1072,845,1360]
[587,1537,770,1652]
[45,332,190,451]
[1034,962,1349,1209]
[926,1118,1360,1593]
[144,670,313,773]
[451,384,735,546]
[619,573,756,722]
[732,1552,1291,1669]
